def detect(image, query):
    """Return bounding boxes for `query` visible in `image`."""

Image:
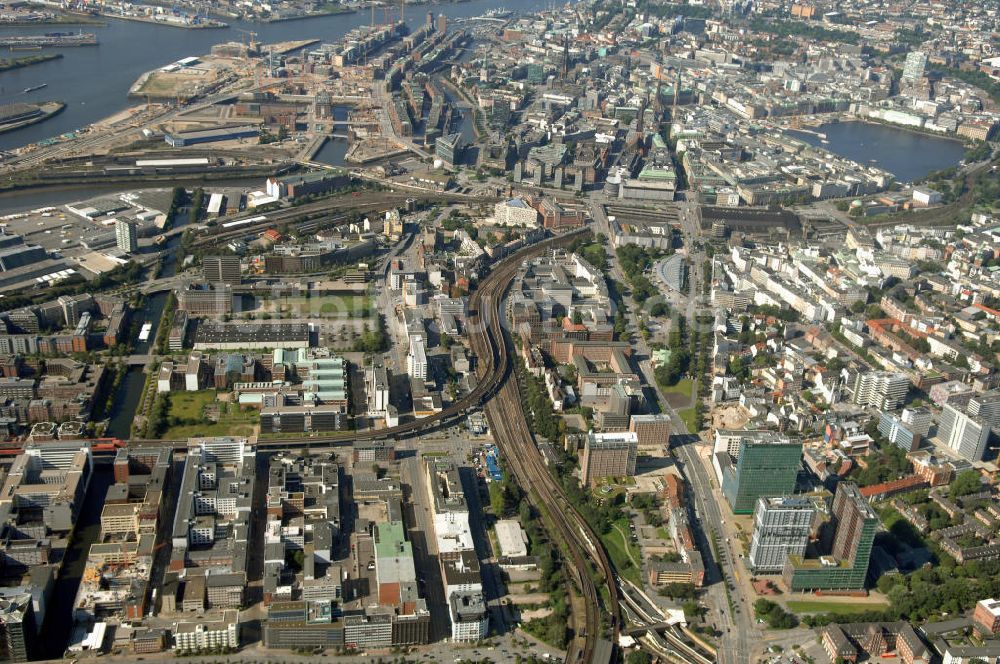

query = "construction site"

[119,3,443,167]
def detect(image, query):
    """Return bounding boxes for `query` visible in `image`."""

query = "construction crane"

[237,28,259,56]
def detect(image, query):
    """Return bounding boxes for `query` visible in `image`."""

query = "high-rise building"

[967,390,1000,430]
[783,482,877,591]
[57,294,89,327]
[203,255,242,285]
[0,593,36,663]
[436,13,446,33]
[366,364,390,416]
[848,371,910,410]
[902,50,927,82]
[426,10,433,28]
[831,483,877,565]
[580,431,638,487]
[901,406,932,437]
[407,335,427,380]
[877,412,921,453]
[938,402,990,461]
[716,435,802,514]
[749,496,816,573]
[435,132,462,166]
[115,218,138,254]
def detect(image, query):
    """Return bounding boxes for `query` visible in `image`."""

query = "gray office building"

[938,402,990,461]
[968,390,1000,430]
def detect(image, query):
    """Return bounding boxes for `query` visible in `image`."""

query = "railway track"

[128,225,622,658]
[466,230,621,663]
[188,192,426,248]
[130,228,589,450]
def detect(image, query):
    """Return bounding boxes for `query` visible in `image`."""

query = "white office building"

[849,370,910,411]
[938,403,990,461]
[748,496,816,573]
[407,335,427,380]
[173,610,239,651]
[115,218,138,254]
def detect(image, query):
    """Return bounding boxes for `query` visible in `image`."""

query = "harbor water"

[0,0,542,151]
[788,120,967,182]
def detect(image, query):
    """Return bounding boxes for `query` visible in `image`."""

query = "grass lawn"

[786,600,888,615]
[661,377,695,397]
[160,391,258,439]
[656,527,670,540]
[168,391,216,419]
[678,406,698,432]
[600,517,643,586]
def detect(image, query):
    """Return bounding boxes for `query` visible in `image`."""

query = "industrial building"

[165,125,259,147]
[193,322,311,350]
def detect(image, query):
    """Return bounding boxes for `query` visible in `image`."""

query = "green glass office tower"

[720,439,803,514]
[783,482,878,591]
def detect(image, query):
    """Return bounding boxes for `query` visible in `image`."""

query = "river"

[0,0,538,152]
[788,120,968,183]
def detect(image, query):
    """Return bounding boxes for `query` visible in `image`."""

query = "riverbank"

[0,53,62,72]
[0,0,551,153]
[845,116,969,145]
[0,101,65,135]
[97,12,228,28]
[256,6,356,22]
[0,17,106,26]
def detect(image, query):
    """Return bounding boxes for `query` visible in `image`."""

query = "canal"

[313,105,351,167]
[788,120,968,183]
[105,224,183,440]
[38,465,114,659]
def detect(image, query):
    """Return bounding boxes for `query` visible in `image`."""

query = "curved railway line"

[132,228,587,449]
[130,227,623,660]
[466,230,621,663]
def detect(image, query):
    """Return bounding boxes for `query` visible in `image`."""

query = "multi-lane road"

[589,192,762,663]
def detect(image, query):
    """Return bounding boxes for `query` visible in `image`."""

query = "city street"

[589,191,763,663]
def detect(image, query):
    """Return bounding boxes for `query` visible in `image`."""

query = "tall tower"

[115,218,138,254]
[673,67,681,116]
[655,76,663,122]
[562,33,570,80]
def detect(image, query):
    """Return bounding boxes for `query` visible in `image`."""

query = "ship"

[485,7,512,17]
[0,32,98,47]
[137,322,152,342]
[23,84,46,93]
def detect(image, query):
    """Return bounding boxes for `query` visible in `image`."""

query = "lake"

[788,120,967,183]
